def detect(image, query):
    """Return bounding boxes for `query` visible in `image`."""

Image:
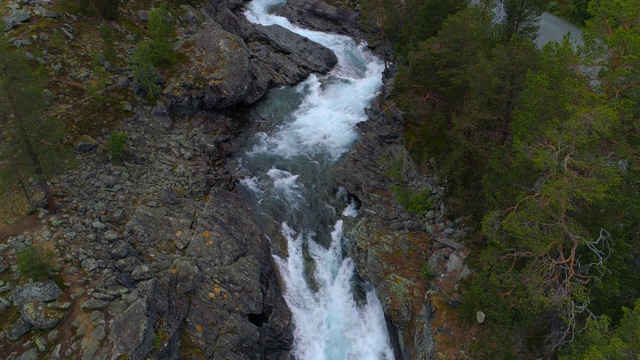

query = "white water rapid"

[238,0,395,359]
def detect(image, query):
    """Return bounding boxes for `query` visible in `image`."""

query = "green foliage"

[131,7,178,99]
[131,43,161,100]
[147,7,177,67]
[16,246,55,281]
[0,39,73,210]
[561,300,640,359]
[99,25,118,64]
[391,185,433,215]
[420,262,435,282]
[105,132,128,162]
[55,0,119,19]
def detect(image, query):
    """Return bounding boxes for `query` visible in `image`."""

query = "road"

[536,12,584,48]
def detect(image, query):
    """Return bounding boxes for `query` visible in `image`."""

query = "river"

[237,0,395,359]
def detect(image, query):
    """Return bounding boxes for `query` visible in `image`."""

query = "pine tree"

[0,39,72,214]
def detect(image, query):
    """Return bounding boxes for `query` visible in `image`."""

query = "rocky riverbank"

[0,0,349,357]
[332,73,478,359]
[1,0,478,358]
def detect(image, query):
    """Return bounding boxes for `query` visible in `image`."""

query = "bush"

[105,131,128,162]
[391,185,433,215]
[16,246,55,281]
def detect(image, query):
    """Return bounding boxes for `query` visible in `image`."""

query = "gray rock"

[10,280,63,307]
[457,265,472,281]
[75,135,97,152]
[81,258,98,272]
[165,28,252,113]
[34,6,57,18]
[446,254,464,273]
[109,298,152,359]
[116,77,130,89]
[0,296,11,310]
[5,316,33,341]
[150,102,172,130]
[159,188,179,205]
[477,310,486,324]
[115,256,141,272]
[81,299,109,310]
[131,265,153,281]
[47,329,59,341]
[15,348,38,360]
[21,300,65,329]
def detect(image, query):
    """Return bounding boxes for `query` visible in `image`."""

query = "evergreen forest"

[359,0,640,357]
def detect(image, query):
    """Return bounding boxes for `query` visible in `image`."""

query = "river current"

[236,0,395,359]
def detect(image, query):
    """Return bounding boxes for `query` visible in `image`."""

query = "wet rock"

[10,280,63,307]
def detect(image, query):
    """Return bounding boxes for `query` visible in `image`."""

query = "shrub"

[16,246,55,281]
[105,131,128,162]
[391,185,433,215]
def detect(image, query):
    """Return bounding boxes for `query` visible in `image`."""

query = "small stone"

[104,230,119,241]
[81,299,109,310]
[131,265,153,281]
[35,336,47,351]
[47,329,59,342]
[91,221,105,230]
[81,258,98,272]
[477,310,486,324]
[446,254,464,273]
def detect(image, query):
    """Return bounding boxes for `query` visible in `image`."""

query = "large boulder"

[165,28,252,115]
[9,280,63,308]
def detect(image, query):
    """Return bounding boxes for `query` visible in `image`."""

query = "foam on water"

[244,0,384,160]
[275,222,394,360]
[240,0,394,358]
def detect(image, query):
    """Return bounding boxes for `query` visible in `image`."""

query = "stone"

[115,257,141,272]
[34,6,58,18]
[150,102,172,130]
[92,220,105,229]
[21,300,65,329]
[15,348,38,360]
[109,298,152,359]
[81,258,99,272]
[104,230,119,241]
[477,310,486,324]
[446,254,464,273]
[159,188,179,205]
[76,135,97,152]
[81,299,109,310]
[35,335,47,351]
[9,280,63,307]
[457,266,472,281]
[131,265,153,281]
[5,316,33,341]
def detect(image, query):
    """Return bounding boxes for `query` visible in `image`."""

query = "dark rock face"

[164,28,252,114]
[183,187,292,359]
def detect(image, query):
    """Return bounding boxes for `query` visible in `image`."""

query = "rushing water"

[238,0,394,359]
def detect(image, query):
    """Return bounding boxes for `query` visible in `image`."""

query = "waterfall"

[238,0,394,358]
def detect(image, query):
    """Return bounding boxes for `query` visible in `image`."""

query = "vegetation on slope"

[359,0,640,357]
